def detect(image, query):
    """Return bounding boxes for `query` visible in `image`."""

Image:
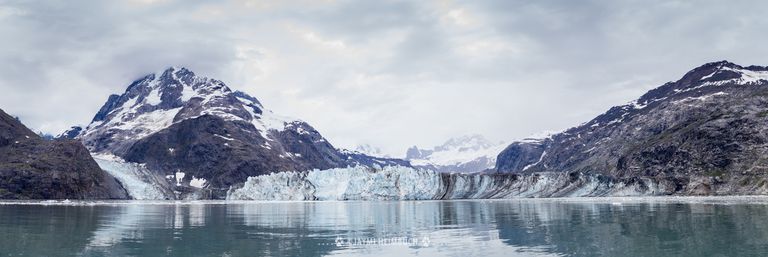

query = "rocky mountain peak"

[565,61,768,136]
[76,67,296,154]
[93,67,212,123]
[160,66,194,81]
[638,61,768,105]
[677,60,768,86]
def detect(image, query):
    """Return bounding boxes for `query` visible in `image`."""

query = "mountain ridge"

[494,60,768,195]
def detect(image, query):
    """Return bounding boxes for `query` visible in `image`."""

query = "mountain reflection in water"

[1,198,768,256]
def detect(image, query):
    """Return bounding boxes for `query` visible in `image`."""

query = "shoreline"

[4,195,768,206]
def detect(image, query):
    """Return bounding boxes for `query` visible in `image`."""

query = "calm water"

[2,197,768,257]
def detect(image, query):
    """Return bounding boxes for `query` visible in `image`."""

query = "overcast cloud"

[2,0,768,156]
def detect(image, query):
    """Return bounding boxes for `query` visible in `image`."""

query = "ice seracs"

[226,166,679,200]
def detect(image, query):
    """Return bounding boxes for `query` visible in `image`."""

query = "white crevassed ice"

[226,166,672,201]
[226,166,444,201]
[93,154,172,200]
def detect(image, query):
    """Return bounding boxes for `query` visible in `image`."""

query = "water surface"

[2,197,768,256]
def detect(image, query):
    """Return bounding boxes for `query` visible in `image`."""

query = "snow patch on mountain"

[518,130,559,143]
[720,66,768,84]
[111,107,182,140]
[678,64,768,93]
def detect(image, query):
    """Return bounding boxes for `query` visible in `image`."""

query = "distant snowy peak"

[78,67,299,153]
[353,144,390,158]
[435,134,497,152]
[406,134,506,173]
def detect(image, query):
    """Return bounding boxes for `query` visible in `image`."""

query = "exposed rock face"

[406,134,507,173]
[496,61,768,195]
[74,67,407,198]
[0,108,128,199]
[495,137,550,173]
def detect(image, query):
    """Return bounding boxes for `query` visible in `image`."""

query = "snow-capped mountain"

[405,134,506,173]
[494,61,768,195]
[353,144,390,158]
[69,67,405,199]
[76,67,296,154]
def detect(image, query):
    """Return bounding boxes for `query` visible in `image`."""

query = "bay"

[1,197,767,256]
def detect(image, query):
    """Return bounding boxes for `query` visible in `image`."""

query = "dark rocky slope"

[496,61,768,195]
[122,115,349,188]
[0,108,128,199]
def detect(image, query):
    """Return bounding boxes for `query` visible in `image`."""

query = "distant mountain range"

[405,134,507,173]
[352,144,391,158]
[3,60,768,199]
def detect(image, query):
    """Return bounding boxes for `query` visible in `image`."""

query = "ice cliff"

[226,166,690,200]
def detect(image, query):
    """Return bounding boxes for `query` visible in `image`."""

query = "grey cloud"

[1,0,768,156]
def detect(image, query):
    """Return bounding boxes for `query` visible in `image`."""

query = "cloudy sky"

[1,0,768,156]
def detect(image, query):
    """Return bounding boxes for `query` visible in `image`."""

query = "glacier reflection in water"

[2,198,768,256]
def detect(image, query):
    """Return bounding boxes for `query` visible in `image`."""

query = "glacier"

[93,155,175,200]
[92,153,681,201]
[226,166,674,201]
